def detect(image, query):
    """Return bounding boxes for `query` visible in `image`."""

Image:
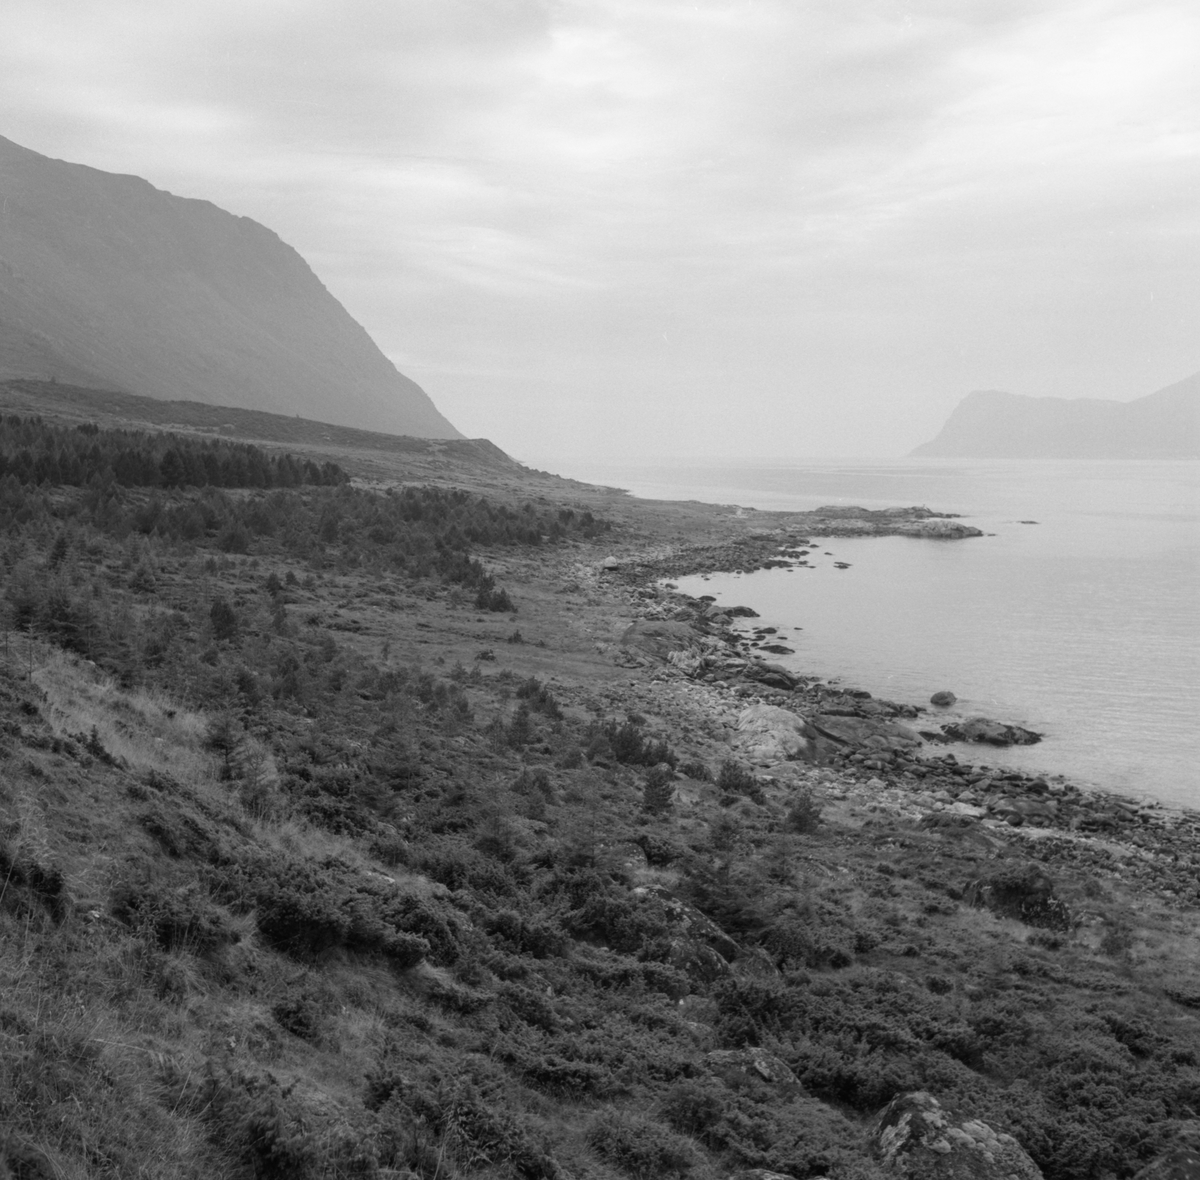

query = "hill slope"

[0,134,461,438]
[912,372,1200,458]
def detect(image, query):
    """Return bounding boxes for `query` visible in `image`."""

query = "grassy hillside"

[3,414,1200,1179]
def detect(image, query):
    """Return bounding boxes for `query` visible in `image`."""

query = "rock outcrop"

[942,718,1042,747]
[873,1091,1042,1178]
[736,704,817,764]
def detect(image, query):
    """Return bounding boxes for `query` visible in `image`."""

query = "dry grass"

[32,649,214,786]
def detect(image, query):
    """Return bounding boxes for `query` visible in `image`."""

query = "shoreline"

[574,506,1200,911]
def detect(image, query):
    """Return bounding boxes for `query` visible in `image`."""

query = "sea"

[563,459,1200,809]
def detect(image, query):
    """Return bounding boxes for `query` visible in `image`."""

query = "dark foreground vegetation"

[1,416,1198,1179]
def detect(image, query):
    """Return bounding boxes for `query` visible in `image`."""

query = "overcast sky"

[3,0,1198,464]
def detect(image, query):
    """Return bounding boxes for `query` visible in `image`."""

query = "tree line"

[0,414,347,490]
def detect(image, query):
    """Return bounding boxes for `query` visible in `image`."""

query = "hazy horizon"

[4,0,1198,464]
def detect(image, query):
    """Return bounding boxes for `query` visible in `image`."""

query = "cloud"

[1,0,1196,461]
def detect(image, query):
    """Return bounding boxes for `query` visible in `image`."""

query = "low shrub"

[111,876,236,953]
[784,787,822,833]
[586,1108,698,1178]
[717,760,763,803]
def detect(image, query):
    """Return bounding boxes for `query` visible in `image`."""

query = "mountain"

[0,134,461,438]
[911,373,1200,459]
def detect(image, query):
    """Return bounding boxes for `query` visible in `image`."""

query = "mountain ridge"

[0,133,461,438]
[911,372,1200,458]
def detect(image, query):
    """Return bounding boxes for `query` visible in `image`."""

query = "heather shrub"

[586,1108,698,1178]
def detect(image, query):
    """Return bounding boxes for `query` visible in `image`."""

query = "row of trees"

[0,414,347,489]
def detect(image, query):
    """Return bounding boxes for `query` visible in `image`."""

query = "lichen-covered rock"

[620,619,703,660]
[632,884,738,984]
[874,1091,1042,1179]
[705,1048,800,1093]
[1132,1124,1200,1178]
[736,703,817,763]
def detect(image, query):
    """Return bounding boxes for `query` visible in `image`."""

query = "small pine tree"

[643,765,675,816]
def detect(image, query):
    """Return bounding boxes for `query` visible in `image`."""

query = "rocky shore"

[598,532,1200,912]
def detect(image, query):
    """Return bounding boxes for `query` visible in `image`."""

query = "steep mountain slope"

[912,372,1200,458]
[0,134,461,438]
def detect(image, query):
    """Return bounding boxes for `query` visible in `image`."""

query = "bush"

[643,765,675,816]
[715,768,753,792]
[599,717,677,769]
[784,787,822,833]
[717,760,759,797]
[215,852,433,966]
[475,587,516,612]
[515,676,563,719]
[586,1109,698,1178]
[110,877,235,953]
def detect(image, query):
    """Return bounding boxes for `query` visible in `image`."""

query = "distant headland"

[912,371,1200,458]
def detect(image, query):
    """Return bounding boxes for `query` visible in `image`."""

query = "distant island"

[912,371,1200,458]
[0,133,461,439]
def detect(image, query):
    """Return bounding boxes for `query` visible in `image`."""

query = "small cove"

[570,458,1200,806]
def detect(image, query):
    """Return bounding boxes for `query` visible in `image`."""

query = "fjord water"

[571,459,1200,806]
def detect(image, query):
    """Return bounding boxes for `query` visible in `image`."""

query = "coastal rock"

[745,662,799,691]
[893,519,985,539]
[931,691,957,707]
[727,605,761,618]
[873,1091,1042,1179]
[620,619,703,660]
[736,704,817,763]
[942,717,1042,746]
[665,649,707,678]
[812,714,921,753]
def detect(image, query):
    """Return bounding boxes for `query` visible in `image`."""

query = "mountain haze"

[0,134,461,438]
[911,374,1200,459]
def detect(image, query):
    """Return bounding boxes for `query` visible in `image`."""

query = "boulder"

[812,714,921,753]
[665,649,707,678]
[727,605,761,618]
[736,704,817,763]
[620,619,703,660]
[942,717,1042,746]
[600,555,621,570]
[873,1091,1042,1178]
[1132,1124,1200,1178]
[931,691,957,707]
[632,884,738,984]
[705,1048,800,1093]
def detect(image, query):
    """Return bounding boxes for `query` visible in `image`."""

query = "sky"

[2,0,1198,466]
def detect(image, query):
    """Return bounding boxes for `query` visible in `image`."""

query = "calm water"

[568,459,1200,806]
